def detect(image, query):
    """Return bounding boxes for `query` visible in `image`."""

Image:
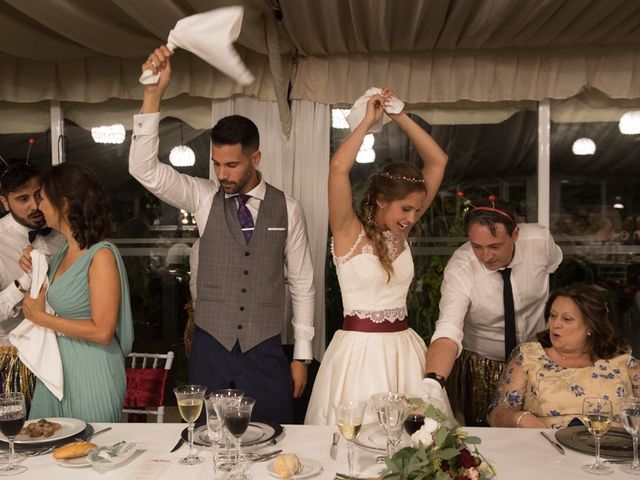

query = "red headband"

[470,207,514,223]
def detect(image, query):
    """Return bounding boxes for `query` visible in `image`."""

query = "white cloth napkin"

[139,6,254,86]
[346,87,405,133]
[9,250,64,400]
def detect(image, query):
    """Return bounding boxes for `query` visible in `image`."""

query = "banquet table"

[10,422,636,479]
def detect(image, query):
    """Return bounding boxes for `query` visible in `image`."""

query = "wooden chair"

[122,351,174,423]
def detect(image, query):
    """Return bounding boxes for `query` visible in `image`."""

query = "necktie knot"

[237,194,251,206]
[28,227,53,243]
[500,267,512,280]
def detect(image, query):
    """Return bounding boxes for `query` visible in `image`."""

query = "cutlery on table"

[170,437,185,453]
[330,432,339,460]
[247,449,282,462]
[75,426,112,442]
[540,431,565,455]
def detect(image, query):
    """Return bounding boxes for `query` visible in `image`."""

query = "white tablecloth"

[10,423,635,479]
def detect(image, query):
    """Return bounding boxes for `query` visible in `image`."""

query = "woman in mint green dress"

[22,163,133,422]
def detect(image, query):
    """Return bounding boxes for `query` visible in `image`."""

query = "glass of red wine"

[403,413,426,436]
[224,397,255,479]
[0,392,27,476]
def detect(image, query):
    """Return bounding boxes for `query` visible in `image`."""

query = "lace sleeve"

[332,229,366,265]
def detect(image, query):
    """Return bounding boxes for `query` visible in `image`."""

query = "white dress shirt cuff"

[5,281,24,307]
[133,112,160,136]
[293,339,312,363]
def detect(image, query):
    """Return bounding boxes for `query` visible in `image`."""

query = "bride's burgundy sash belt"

[342,314,408,332]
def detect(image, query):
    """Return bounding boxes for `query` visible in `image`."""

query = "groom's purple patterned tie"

[236,194,254,243]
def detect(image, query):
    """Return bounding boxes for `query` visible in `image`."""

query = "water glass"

[582,397,613,475]
[174,385,207,465]
[224,397,255,480]
[371,392,407,458]
[0,392,27,476]
[621,398,640,475]
[334,400,366,477]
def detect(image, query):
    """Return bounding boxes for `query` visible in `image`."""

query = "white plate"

[267,457,322,479]
[195,422,275,447]
[55,456,91,468]
[2,418,86,445]
[353,423,387,452]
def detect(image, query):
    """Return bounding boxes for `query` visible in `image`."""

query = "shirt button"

[245,252,250,256]
[244,270,249,275]
[237,324,243,330]
[239,306,245,311]
[241,288,247,293]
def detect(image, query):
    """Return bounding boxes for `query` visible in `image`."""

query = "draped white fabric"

[211,97,330,358]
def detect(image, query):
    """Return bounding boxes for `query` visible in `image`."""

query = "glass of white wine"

[174,385,207,465]
[371,392,407,459]
[582,397,613,475]
[333,400,366,478]
[621,398,640,475]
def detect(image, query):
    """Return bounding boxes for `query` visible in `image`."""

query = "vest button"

[244,270,249,275]
[239,306,245,311]
[241,288,247,293]
[237,324,243,330]
[245,252,250,256]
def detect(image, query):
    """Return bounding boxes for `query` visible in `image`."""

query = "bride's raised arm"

[328,93,387,240]
[387,110,448,219]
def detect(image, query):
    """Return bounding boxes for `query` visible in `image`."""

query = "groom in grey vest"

[129,45,316,424]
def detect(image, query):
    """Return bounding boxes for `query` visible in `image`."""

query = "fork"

[28,445,55,456]
[74,426,112,442]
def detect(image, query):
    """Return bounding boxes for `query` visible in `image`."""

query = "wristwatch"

[14,279,27,294]
[423,372,446,388]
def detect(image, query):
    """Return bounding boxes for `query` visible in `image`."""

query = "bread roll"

[272,453,301,478]
[53,440,97,459]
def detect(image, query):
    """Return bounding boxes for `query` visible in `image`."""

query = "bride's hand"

[362,94,386,129]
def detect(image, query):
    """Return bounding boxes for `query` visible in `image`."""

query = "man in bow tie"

[0,160,62,407]
[129,46,316,424]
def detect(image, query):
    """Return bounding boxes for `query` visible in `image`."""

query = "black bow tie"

[28,227,53,243]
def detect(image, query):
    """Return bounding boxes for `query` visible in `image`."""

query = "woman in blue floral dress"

[488,283,640,429]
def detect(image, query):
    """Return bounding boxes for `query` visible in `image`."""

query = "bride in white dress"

[305,88,450,425]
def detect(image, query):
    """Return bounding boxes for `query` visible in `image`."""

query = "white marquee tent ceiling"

[1,0,639,106]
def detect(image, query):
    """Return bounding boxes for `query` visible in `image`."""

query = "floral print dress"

[492,341,640,428]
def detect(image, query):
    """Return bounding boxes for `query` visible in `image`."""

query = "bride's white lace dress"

[305,228,430,425]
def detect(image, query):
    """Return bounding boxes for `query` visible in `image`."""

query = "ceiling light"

[331,109,351,129]
[356,134,375,163]
[613,196,624,209]
[91,124,125,144]
[572,137,596,155]
[619,111,640,135]
[169,145,195,167]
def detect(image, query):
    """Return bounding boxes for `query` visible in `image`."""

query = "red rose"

[441,459,450,472]
[457,448,478,469]
[454,476,471,480]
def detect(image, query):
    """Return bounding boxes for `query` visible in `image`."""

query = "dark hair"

[464,199,518,236]
[210,115,259,153]
[358,161,426,277]
[537,283,630,360]
[42,163,111,249]
[0,159,41,196]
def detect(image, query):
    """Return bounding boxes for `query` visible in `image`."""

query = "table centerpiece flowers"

[381,404,495,480]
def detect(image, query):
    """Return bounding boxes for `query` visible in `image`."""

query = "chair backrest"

[122,351,174,423]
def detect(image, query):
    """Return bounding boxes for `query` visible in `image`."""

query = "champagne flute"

[334,400,366,478]
[174,385,207,465]
[372,392,407,458]
[621,398,640,475]
[582,397,613,475]
[0,392,27,476]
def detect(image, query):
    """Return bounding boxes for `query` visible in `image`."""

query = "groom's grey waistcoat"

[195,183,288,352]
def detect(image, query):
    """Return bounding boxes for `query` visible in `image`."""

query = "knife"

[170,438,185,453]
[540,431,565,455]
[330,432,339,459]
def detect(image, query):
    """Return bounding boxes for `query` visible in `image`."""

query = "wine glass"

[0,392,27,476]
[621,398,640,475]
[372,392,407,458]
[582,397,613,475]
[204,394,225,474]
[212,389,244,469]
[334,400,366,478]
[224,397,255,479]
[174,385,207,465]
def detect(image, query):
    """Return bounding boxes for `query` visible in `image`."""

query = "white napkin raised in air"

[9,249,64,401]
[346,87,405,133]
[139,6,254,86]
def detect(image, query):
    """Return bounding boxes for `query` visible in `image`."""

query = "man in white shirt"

[129,46,315,424]
[422,201,563,425]
[0,160,62,406]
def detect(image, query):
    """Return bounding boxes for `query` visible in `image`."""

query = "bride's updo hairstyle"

[42,163,111,249]
[357,161,425,279]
